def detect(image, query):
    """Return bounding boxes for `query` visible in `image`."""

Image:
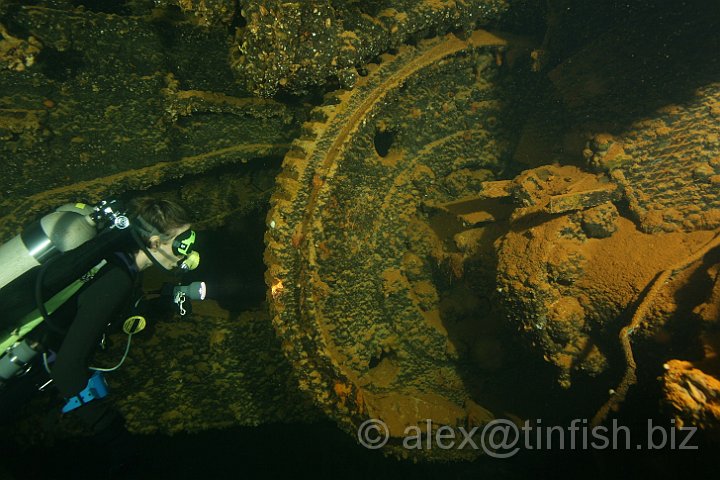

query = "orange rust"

[293,30,506,245]
[591,230,720,426]
[271,278,284,299]
[317,241,331,260]
[312,174,324,188]
[663,359,720,433]
[291,229,305,248]
[355,388,365,413]
[333,381,352,404]
[264,30,510,461]
[495,51,503,66]
[448,253,464,279]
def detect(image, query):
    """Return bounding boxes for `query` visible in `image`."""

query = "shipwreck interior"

[1,0,719,478]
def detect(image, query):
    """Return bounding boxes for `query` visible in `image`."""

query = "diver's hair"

[127,197,192,242]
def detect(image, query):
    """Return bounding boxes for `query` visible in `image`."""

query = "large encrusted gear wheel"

[264,30,531,460]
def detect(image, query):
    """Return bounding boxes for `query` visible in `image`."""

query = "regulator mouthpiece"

[178,250,200,271]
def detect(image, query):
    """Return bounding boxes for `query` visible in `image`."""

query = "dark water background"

[2,416,715,479]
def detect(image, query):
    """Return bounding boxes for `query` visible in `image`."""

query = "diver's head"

[127,197,199,272]
[141,223,193,271]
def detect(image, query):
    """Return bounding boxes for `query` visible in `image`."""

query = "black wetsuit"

[0,250,140,430]
[50,251,140,428]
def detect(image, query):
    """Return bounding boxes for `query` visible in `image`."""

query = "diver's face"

[149,225,192,271]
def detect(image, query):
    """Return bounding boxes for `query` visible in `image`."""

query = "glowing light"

[271,279,284,299]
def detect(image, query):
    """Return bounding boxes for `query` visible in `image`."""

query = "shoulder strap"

[0,260,108,352]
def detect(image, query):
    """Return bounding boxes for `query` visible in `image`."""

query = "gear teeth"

[264,29,512,461]
[279,157,303,181]
[274,175,299,198]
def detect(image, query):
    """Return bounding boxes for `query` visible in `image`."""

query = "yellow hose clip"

[123,315,146,335]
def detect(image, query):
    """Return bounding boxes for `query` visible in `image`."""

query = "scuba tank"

[0,338,42,386]
[0,200,131,322]
[0,200,131,385]
[0,201,128,290]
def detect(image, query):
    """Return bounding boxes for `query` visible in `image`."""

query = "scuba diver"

[0,196,204,440]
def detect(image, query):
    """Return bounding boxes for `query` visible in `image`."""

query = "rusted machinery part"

[0,23,41,72]
[662,359,720,437]
[495,164,718,389]
[111,304,321,435]
[232,0,510,97]
[0,139,287,240]
[0,64,293,238]
[0,5,298,239]
[585,82,720,234]
[657,257,720,436]
[155,0,237,27]
[265,30,527,460]
[592,231,720,426]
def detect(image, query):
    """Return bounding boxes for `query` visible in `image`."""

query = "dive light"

[173,281,206,301]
